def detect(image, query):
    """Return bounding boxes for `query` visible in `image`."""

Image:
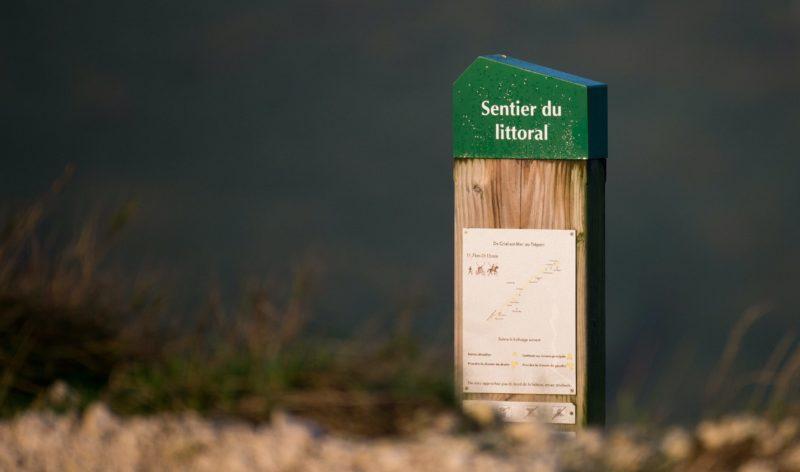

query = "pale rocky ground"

[0,403,798,472]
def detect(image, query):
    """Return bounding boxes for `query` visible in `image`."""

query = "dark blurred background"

[2,1,799,423]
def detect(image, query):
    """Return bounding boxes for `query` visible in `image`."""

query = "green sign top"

[453,55,607,160]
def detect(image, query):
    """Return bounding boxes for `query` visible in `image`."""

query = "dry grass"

[703,304,800,419]
[0,171,452,434]
[0,404,798,471]
[615,301,800,424]
[0,171,797,438]
[0,166,161,412]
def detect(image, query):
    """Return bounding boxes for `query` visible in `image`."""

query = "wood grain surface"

[454,159,605,429]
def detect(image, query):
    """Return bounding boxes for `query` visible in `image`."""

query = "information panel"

[462,228,576,395]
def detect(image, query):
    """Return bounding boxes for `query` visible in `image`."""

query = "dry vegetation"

[0,173,799,470]
[0,171,451,435]
[0,404,799,471]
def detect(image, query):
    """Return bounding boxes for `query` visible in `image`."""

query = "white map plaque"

[462,228,576,395]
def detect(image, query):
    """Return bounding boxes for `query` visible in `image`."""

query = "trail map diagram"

[462,228,576,395]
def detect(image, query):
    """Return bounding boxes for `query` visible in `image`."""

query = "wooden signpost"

[454,55,606,430]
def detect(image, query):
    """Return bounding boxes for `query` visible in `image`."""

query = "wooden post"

[453,55,606,430]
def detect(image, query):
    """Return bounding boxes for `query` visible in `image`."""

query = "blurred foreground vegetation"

[0,171,452,435]
[0,172,798,435]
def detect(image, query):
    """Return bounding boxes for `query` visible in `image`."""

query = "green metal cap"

[453,55,607,160]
